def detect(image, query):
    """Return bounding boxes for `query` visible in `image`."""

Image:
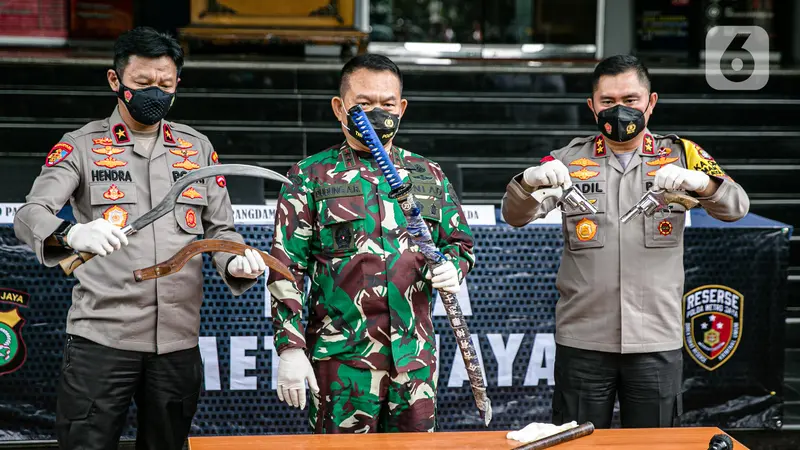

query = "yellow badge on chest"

[575,218,597,241]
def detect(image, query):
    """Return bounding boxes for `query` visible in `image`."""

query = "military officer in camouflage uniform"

[502,55,749,429]
[268,54,475,433]
[13,28,267,450]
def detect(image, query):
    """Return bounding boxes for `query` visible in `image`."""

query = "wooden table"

[188,427,748,449]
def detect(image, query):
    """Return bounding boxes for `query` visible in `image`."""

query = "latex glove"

[654,164,710,193]
[277,348,319,409]
[227,248,267,279]
[523,160,572,190]
[507,421,578,444]
[66,218,128,256]
[425,260,460,294]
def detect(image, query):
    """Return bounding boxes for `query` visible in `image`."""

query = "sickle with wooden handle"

[133,239,294,282]
[58,164,291,276]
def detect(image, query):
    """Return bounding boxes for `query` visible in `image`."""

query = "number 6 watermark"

[705,26,769,91]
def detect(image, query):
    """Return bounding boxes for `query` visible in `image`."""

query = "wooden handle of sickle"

[59,252,96,276]
[511,422,595,450]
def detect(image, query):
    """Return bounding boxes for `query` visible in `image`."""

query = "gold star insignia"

[116,129,126,139]
[165,130,172,139]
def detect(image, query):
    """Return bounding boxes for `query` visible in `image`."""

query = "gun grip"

[59,252,96,276]
[663,192,700,210]
[531,186,563,203]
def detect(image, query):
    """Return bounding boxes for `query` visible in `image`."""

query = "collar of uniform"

[108,107,134,147]
[592,131,655,158]
[333,142,402,172]
[108,107,173,159]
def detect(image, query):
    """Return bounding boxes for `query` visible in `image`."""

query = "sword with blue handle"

[348,105,493,426]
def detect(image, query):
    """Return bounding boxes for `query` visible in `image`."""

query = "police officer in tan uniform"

[502,55,749,429]
[13,27,267,450]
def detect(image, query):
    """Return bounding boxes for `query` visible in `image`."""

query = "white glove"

[523,160,572,190]
[507,421,578,444]
[425,260,460,294]
[65,218,128,256]
[277,348,319,409]
[654,164,710,193]
[227,248,267,279]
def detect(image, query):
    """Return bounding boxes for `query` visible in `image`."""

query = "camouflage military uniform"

[268,143,475,433]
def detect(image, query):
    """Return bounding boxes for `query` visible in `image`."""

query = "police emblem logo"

[103,205,129,227]
[604,123,612,134]
[575,217,597,241]
[0,288,30,376]
[683,285,744,371]
[45,142,74,167]
[103,184,125,201]
[124,90,133,102]
[626,122,636,134]
[658,219,673,236]
[384,118,395,128]
[698,148,714,161]
[185,209,197,228]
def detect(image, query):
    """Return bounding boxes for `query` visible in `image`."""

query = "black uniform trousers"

[55,334,203,450]
[551,344,683,429]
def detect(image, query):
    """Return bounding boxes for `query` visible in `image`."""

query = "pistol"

[620,189,700,224]
[531,185,598,215]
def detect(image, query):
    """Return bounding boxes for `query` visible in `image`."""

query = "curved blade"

[126,164,289,234]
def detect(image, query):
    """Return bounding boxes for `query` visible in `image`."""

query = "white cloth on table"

[506,421,578,444]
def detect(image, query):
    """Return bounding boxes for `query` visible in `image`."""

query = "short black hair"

[340,54,403,95]
[591,55,651,93]
[114,27,184,76]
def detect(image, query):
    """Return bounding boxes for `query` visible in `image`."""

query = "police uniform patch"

[93,137,113,146]
[570,168,600,181]
[216,175,226,188]
[594,135,606,157]
[94,156,128,169]
[683,285,743,371]
[176,138,193,149]
[173,159,201,171]
[185,209,197,228]
[103,205,129,227]
[211,151,219,164]
[0,288,31,376]
[182,187,203,200]
[575,217,597,241]
[682,139,728,179]
[569,158,600,168]
[46,143,74,167]
[658,219,673,236]
[169,148,199,158]
[332,223,355,252]
[103,184,125,201]
[92,146,126,157]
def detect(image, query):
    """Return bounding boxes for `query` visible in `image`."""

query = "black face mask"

[595,104,647,142]
[117,81,176,126]
[344,106,401,147]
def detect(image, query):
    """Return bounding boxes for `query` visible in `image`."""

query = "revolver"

[532,185,598,215]
[621,189,700,224]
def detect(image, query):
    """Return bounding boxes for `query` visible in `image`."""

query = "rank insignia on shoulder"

[182,187,203,199]
[103,205,128,228]
[163,124,176,144]
[103,184,125,201]
[112,123,130,144]
[46,142,74,167]
[576,217,598,241]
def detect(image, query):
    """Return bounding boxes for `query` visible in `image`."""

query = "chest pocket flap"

[314,183,367,256]
[174,184,208,235]
[89,182,138,206]
[411,182,444,222]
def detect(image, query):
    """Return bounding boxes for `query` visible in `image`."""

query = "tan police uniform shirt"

[14,107,255,354]
[501,131,750,353]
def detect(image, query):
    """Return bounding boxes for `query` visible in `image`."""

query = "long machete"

[59,163,290,275]
[349,105,493,426]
